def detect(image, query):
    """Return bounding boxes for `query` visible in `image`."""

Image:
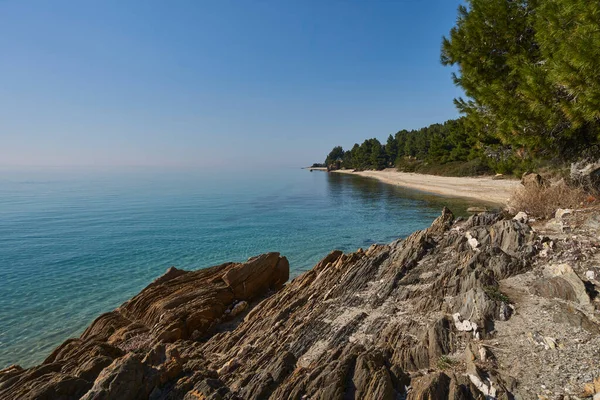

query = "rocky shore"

[1,208,600,399]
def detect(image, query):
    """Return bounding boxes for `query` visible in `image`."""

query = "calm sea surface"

[0,167,483,368]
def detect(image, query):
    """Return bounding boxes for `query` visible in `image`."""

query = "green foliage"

[483,285,510,303]
[442,0,600,158]
[536,1,600,127]
[437,356,457,370]
[325,146,345,167]
[320,0,600,176]
[401,159,492,177]
[385,134,398,166]
[369,138,387,170]
[323,118,497,176]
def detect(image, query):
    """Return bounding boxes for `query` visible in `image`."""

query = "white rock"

[586,270,596,280]
[452,313,479,338]
[544,336,557,350]
[230,301,248,318]
[468,374,497,399]
[468,238,479,249]
[545,263,574,277]
[555,208,573,220]
[465,232,479,249]
[513,211,528,223]
[479,346,487,362]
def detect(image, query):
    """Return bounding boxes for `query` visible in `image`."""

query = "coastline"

[331,168,520,205]
[7,207,599,399]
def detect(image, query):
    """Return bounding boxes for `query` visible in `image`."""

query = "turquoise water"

[0,167,479,369]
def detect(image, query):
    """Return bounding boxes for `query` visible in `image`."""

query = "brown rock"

[408,372,452,400]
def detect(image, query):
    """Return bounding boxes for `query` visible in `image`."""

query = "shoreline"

[330,168,520,205]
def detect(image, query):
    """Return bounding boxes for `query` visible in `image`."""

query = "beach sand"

[332,168,520,205]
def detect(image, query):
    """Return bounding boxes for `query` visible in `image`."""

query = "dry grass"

[508,180,591,219]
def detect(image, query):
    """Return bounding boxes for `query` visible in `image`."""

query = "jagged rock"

[553,303,600,334]
[464,212,503,230]
[449,288,500,336]
[468,372,497,399]
[407,372,452,399]
[570,159,600,192]
[0,210,544,400]
[533,264,591,306]
[80,354,157,400]
[0,253,288,400]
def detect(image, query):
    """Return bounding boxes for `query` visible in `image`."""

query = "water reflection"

[325,172,499,219]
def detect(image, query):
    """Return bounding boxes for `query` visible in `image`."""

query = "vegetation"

[322,0,600,176]
[483,285,511,304]
[324,118,492,174]
[436,355,457,370]
[508,180,589,219]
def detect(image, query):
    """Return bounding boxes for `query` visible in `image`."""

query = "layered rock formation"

[2,208,599,399]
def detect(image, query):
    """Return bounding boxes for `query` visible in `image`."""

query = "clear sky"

[0,0,464,168]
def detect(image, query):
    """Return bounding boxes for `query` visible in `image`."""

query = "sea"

[0,167,483,369]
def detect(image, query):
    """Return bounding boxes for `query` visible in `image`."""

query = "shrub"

[508,179,589,219]
[483,285,510,303]
[396,157,492,177]
[437,355,457,370]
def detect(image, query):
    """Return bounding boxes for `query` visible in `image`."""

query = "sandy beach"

[332,168,521,205]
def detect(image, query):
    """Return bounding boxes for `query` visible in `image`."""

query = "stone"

[468,373,497,399]
[586,270,596,280]
[80,354,155,400]
[466,232,479,249]
[553,303,600,334]
[570,159,600,192]
[534,265,591,306]
[407,372,451,400]
[583,376,600,398]
[555,208,573,220]
[513,211,529,223]
[229,301,248,318]
[452,313,479,339]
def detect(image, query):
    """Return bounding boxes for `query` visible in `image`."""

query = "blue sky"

[0,0,464,168]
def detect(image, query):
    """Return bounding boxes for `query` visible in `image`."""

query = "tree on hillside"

[369,138,387,170]
[385,134,398,166]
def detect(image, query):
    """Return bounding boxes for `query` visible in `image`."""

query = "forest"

[324,0,600,176]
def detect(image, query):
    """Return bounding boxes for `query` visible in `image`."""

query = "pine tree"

[325,146,345,168]
[385,134,398,166]
[442,0,600,159]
